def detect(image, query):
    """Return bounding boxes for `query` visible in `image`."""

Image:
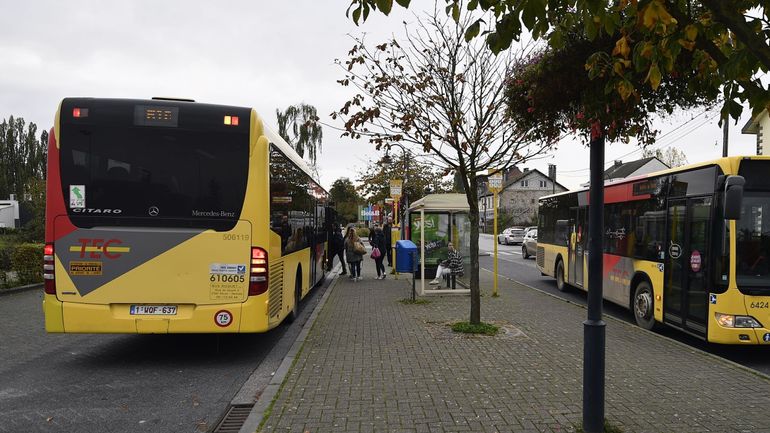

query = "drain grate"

[213,404,254,433]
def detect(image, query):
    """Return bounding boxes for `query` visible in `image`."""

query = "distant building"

[581,156,669,187]
[741,109,769,155]
[0,198,20,229]
[478,164,568,227]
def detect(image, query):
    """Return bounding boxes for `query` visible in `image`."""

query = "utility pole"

[583,132,606,433]
[722,115,729,157]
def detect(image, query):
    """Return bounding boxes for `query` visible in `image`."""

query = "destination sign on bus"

[134,105,179,127]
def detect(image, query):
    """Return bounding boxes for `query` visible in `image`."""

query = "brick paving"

[260,264,770,433]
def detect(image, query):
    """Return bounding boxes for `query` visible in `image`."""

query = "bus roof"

[538,155,770,201]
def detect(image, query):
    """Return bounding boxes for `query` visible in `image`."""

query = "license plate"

[129,305,177,315]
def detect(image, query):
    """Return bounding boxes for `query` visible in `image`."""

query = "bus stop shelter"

[408,193,471,295]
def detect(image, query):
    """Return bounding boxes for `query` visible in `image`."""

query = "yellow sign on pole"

[488,169,503,297]
[390,179,403,279]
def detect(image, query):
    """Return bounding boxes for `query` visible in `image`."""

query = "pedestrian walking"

[344,227,366,281]
[330,224,347,275]
[370,223,387,279]
[383,216,393,267]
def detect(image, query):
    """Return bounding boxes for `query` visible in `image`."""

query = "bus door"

[664,197,711,335]
[568,207,586,288]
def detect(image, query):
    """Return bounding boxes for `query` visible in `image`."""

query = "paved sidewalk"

[259,264,770,433]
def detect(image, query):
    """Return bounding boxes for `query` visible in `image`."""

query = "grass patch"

[575,420,624,433]
[399,298,431,305]
[450,321,499,336]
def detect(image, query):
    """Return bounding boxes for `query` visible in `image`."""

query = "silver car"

[497,227,525,245]
[522,229,537,259]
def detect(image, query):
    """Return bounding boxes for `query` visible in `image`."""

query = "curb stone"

[237,265,341,433]
[0,282,42,297]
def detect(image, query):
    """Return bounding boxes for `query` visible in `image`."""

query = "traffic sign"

[390,179,403,198]
[488,169,503,192]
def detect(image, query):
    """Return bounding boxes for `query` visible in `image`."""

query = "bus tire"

[555,259,568,292]
[633,281,656,330]
[287,269,301,323]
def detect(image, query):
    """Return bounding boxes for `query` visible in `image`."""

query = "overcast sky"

[0,0,760,192]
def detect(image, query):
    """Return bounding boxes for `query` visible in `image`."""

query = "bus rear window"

[59,126,249,230]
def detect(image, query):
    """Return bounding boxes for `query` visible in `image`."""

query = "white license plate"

[129,305,177,315]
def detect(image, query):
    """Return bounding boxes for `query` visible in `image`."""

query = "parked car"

[522,229,537,259]
[497,227,525,245]
[524,226,537,235]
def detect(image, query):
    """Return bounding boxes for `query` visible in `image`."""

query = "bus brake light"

[249,247,268,296]
[73,108,89,118]
[224,115,239,126]
[43,243,56,294]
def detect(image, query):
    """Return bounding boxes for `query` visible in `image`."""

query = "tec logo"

[709,294,717,304]
[70,238,131,259]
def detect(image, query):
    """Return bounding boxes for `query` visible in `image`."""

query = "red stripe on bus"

[602,253,623,278]
[45,128,77,242]
[585,183,651,204]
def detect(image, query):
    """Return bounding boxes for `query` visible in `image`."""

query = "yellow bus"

[537,156,770,344]
[43,97,329,333]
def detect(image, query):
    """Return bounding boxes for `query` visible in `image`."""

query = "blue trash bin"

[395,240,418,273]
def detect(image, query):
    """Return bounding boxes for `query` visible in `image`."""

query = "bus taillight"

[249,247,268,296]
[43,243,56,294]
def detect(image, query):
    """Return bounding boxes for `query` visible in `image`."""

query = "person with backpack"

[370,223,387,280]
[344,227,366,281]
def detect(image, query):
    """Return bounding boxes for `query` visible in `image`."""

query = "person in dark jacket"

[383,216,393,267]
[370,223,387,279]
[330,225,347,275]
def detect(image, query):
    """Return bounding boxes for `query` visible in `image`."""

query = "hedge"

[11,243,43,285]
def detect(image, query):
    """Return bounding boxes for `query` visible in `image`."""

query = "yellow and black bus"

[43,97,328,333]
[537,156,770,344]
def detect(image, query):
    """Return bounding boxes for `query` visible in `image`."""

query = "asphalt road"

[478,233,770,376]
[0,273,332,433]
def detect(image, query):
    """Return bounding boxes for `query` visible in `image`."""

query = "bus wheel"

[556,259,568,292]
[287,270,301,323]
[633,281,656,330]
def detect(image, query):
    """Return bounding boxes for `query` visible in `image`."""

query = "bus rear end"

[43,98,268,333]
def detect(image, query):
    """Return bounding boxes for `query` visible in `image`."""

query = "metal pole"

[493,191,499,296]
[722,115,729,157]
[403,147,409,240]
[583,133,606,433]
[420,208,425,296]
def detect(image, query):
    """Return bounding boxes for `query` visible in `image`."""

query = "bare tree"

[332,9,553,324]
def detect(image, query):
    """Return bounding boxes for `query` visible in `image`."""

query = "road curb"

[0,282,42,297]
[482,267,770,383]
[237,266,341,433]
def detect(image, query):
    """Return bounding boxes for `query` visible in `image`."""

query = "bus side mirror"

[723,175,745,220]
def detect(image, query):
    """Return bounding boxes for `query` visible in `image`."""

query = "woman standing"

[344,227,365,281]
[370,224,387,280]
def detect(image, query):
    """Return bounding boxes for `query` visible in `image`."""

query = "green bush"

[451,321,499,336]
[0,247,11,271]
[356,227,370,238]
[11,243,43,285]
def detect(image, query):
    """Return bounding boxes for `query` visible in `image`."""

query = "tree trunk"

[466,176,481,325]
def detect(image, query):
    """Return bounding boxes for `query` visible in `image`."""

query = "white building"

[0,198,20,229]
[742,109,769,155]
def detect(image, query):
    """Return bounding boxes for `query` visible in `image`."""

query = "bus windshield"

[59,125,249,230]
[736,192,770,294]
